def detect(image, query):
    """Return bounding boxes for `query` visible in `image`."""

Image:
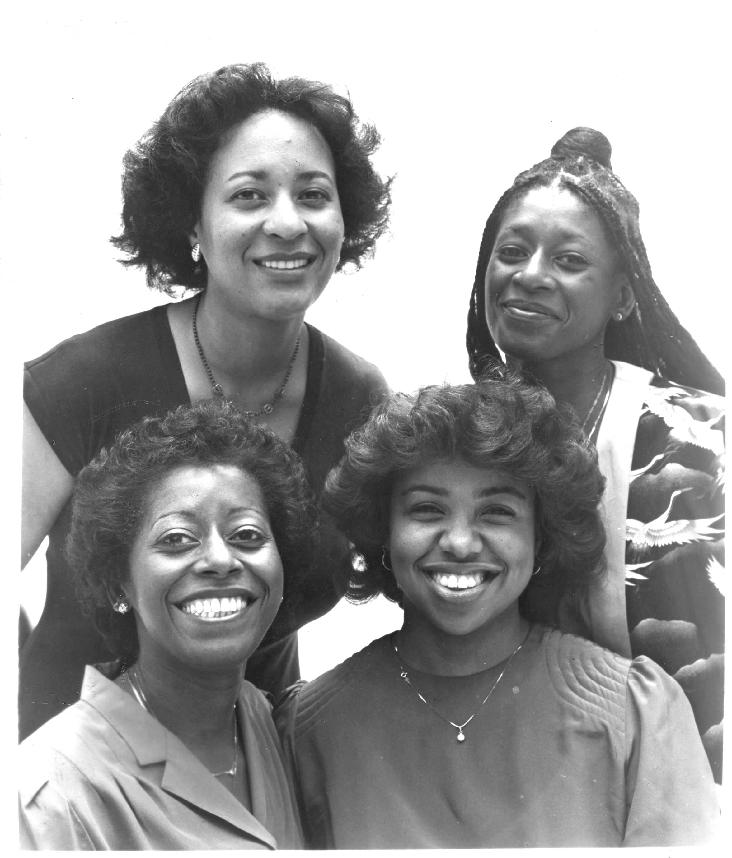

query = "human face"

[388,458,535,641]
[485,184,634,368]
[191,110,345,323]
[125,464,283,677]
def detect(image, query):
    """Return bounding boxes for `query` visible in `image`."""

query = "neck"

[194,291,304,385]
[397,609,530,676]
[508,346,612,420]
[130,650,242,742]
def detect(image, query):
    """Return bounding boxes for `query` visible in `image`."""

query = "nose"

[263,193,307,240]
[196,532,242,577]
[438,516,483,559]
[513,249,554,290]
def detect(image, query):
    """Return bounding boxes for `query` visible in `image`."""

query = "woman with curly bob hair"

[22,62,391,739]
[20,400,314,849]
[276,375,717,848]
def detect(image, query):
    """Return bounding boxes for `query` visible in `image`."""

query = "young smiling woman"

[388,458,535,668]
[20,401,313,849]
[466,127,725,780]
[21,63,391,740]
[275,378,718,848]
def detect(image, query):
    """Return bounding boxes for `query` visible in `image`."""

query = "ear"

[188,224,201,248]
[612,273,636,322]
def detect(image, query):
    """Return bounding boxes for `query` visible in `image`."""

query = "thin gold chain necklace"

[126,666,239,778]
[392,628,530,744]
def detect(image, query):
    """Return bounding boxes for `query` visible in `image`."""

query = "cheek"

[263,549,285,601]
[511,526,536,566]
[483,265,503,315]
[388,523,430,571]
[324,215,345,255]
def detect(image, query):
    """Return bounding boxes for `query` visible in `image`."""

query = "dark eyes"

[555,252,589,270]
[156,526,268,550]
[495,245,527,262]
[409,502,444,518]
[494,245,589,270]
[229,526,268,547]
[407,503,517,520]
[232,189,266,203]
[300,188,330,202]
[482,506,517,518]
[231,188,331,205]
[158,531,196,549]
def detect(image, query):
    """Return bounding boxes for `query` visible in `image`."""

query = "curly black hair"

[66,400,317,663]
[323,371,606,623]
[466,127,723,395]
[111,62,391,292]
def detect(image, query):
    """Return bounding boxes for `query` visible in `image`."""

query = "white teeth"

[431,572,487,590]
[180,596,246,618]
[260,259,309,270]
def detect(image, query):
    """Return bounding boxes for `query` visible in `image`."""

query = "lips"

[500,298,560,320]
[421,562,502,593]
[253,252,315,271]
[176,590,256,621]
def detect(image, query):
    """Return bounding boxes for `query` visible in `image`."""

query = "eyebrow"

[497,222,589,244]
[150,506,264,525]
[225,169,334,184]
[400,485,528,500]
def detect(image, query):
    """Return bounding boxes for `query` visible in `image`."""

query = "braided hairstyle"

[466,127,723,395]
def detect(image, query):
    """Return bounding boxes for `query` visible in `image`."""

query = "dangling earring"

[113,596,131,614]
[381,547,392,572]
[191,243,201,263]
[351,551,367,573]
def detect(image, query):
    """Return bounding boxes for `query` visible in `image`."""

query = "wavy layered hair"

[112,62,391,292]
[466,127,723,395]
[66,400,317,663]
[323,372,606,621]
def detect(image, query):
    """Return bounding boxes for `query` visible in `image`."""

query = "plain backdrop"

[6,2,728,707]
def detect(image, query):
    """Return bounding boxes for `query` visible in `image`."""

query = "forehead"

[141,463,266,516]
[393,458,530,497]
[208,109,336,179]
[499,184,610,245]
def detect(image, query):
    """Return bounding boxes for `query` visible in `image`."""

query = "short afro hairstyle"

[323,370,606,623]
[111,62,392,292]
[66,399,317,664]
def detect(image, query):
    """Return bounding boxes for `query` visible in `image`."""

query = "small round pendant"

[456,731,466,743]
[262,403,274,415]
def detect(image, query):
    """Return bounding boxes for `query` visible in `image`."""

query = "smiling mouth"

[423,565,503,593]
[501,301,558,320]
[255,257,313,271]
[177,595,251,620]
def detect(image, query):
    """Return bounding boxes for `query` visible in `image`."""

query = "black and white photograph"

[8,0,727,850]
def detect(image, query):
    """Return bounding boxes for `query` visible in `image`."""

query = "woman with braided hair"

[465,127,724,780]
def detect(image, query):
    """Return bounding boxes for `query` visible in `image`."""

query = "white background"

[6,1,728,693]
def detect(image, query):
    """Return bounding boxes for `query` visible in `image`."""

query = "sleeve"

[19,782,96,850]
[622,656,720,846]
[273,683,325,846]
[272,681,306,774]
[24,351,89,476]
[628,380,725,779]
